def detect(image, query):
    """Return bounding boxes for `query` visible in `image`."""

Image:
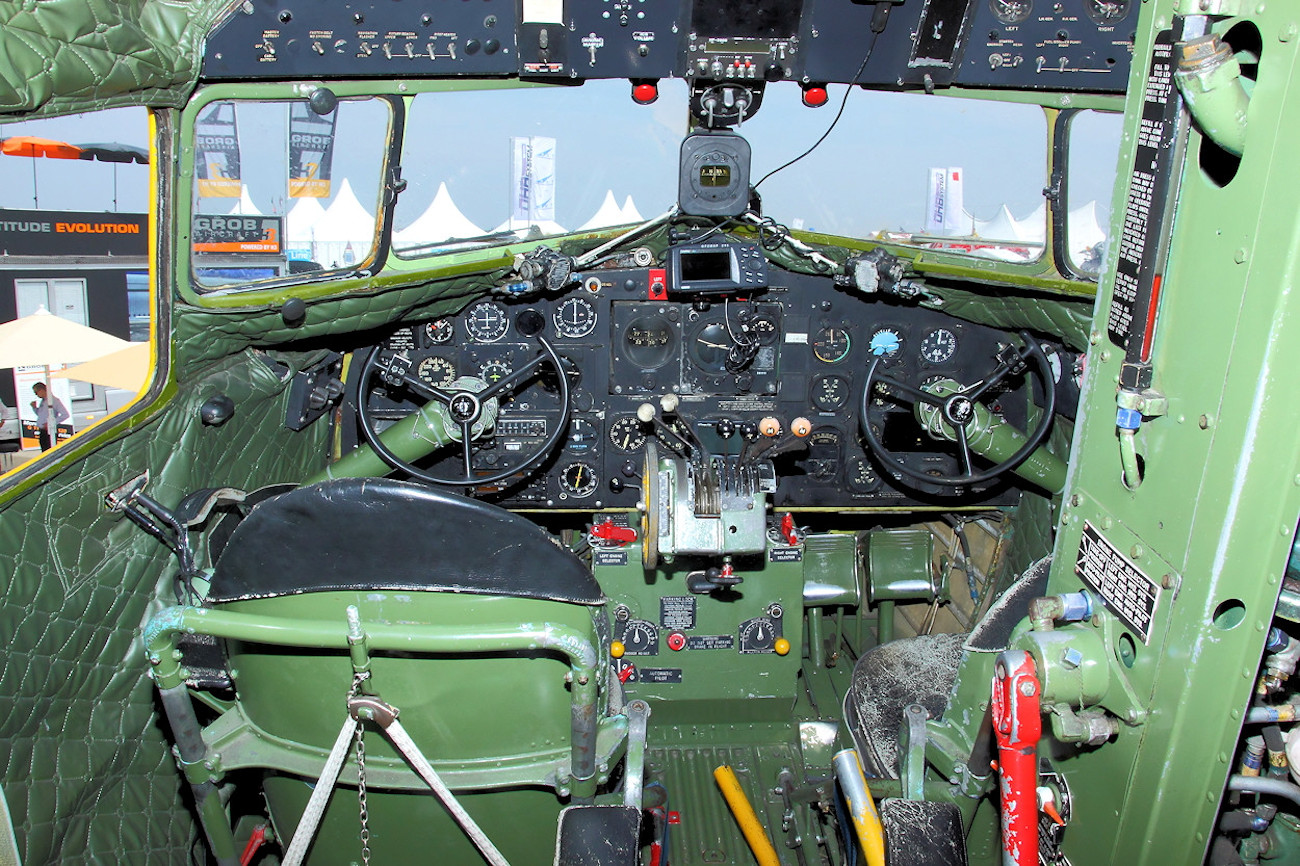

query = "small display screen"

[680,250,734,282]
[699,164,732,188]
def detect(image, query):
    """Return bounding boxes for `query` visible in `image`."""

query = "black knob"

[465,39,481,54]
[764,62,785,82]
[609,477,625,493]
[281,297,307,328]
[484,38,500,54]
[621,460,639,478]
[200,394,235,426]
[716,418,736,439]
[740,421,759,440]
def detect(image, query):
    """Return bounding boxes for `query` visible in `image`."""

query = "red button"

[802,86,829,107]
[632,83,659,105]
[667,632,687,652]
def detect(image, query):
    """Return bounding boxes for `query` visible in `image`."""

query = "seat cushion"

[207,477,603,605]
[842,632,965,778]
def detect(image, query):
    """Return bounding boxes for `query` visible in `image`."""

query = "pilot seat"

[143,477,639,866]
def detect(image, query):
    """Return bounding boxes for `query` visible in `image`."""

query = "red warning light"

[632,82,659,105]
[802,86,829,107]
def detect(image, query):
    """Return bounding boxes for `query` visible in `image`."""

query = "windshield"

[185,81,1074,292]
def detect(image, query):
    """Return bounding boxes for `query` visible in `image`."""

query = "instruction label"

[660,596,697,630]
[594,550,628,567]
[1075,521,1160,643]
[686,635,735,651]
[639,668,683,684]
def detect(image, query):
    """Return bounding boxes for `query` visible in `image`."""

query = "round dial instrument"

[560,461,598,497]
[623,314,676,369]
[920,328,958,365]
[1085,0,1131,24]
[619,620,659,656]
[812,326,852,364]
[479,360,513,385]
[464,300,510,343]
[423,319,454,345]
[416,356,457,388]
[688,320,734,374]
[846,455,881,493]
[553,297,598,339]
[990,0,1032,24]
[747,314,779,346]
[869,327,903,359]
[811,374,850,412]
[565,418,598,454]
[609,416,648,452]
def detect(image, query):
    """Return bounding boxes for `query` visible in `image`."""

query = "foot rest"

[880,798,968,866]
[554,805,642,866]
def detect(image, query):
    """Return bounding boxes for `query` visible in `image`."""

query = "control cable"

[752,5,892,191]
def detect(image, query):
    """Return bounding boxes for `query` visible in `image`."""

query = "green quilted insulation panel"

[0,0,230,118]
[0,349,328,863]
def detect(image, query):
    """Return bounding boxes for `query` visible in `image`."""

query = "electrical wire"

[752,28,883,191]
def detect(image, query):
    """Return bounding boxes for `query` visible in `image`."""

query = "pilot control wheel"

[859,330,1056,488]
[356,335,571,488]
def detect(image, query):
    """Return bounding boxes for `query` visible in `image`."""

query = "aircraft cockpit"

[8,1,1297,866]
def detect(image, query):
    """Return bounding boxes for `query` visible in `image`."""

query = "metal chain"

[349,672,372,866]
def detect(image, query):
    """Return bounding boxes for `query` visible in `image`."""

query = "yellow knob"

[759,416,782,437]
[610,640,626,659]
[791,417,812,437]
[774,638,791,656]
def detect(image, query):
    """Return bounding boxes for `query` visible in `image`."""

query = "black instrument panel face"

[355,267,1028,510]
[201,0,1132,91]
[202,0,520,79]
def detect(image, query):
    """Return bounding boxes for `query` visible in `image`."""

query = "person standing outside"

[30,382,69,451]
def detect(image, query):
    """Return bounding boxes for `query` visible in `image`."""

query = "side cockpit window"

[189,96,392,290]
[0,107,151,471]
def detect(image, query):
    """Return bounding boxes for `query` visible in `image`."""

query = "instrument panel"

[354,264,1033,511]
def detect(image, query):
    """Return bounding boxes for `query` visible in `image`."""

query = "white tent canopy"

[227,184,262,216]
[286,195,326,247]
[619,195,643,223]
[310,179,376,267]
[393,183,485,247]
[578,190,627,231]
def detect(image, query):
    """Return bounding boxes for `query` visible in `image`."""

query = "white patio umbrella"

[52,341,151,391]
[0,307,130,440]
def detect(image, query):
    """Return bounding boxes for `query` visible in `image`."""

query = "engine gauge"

[566,418,598,454]
[868,327,903,359]
[479,360,513,385]
[609,416,648,452]
[920,328,958,365]
[623,314,676,369]
[846,455,881,493]
[464,300,510,343]
[618,619,659,656]
[811,374,850,412]
[1085,0,1131,24]
[416,356,457,388]
[990,0,1032,25]
[812,326,852,364]
[747,314,780,346]
[553,297,598,339]
[423,318,454,345]
[560,461,598,498]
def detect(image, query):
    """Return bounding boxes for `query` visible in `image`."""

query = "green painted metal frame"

[143,605,608,797]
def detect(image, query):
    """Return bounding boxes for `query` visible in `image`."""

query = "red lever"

[992,650,1041,866]
[592,519,637,545]
[781,513,799,546]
